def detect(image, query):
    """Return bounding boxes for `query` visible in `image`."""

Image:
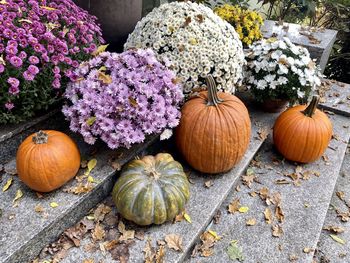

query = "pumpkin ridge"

[200,107,214,171]
[282,116,306,160]
[153,182,168,224]
[161,182,184,220]
[298,118,311,161]
[113,176,145,198]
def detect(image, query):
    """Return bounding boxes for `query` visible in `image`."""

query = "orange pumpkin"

[176,75,251,174]
[16,130,81,192]
[273,95,333,163]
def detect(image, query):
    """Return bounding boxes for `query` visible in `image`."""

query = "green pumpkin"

[112,153,190,226]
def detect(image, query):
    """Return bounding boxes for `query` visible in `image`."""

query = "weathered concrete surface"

[40,109,277,263]
[0,132,159,263]
[187,113,350,263]
[315,146,350,263]
[0,110,64,164]
[262,20,337,73]
[319,81,350,117]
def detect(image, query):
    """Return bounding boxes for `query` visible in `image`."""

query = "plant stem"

[205,75,223,106]
[302,95,320,117]
[32,130,49,144]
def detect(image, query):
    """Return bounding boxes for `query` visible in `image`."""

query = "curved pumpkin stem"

[302,95,320,118]
[205,75,223,106]
[32,130,49,144]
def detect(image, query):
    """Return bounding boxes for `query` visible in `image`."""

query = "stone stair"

[0,81,349,263]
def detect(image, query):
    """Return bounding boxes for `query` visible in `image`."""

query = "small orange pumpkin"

[16,130,81,192]
[273,95,333,163]
[176,75,251,174]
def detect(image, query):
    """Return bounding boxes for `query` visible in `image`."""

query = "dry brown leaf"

[192,231,218,258]
[336,209,350,222]
[82,259,94,263]
[94,204,112,222]
[264,208,272,225]
[249,191,257,197]
[242,174,256,188]
[92,223,105,241]
[323,225,345,234]
[143,238,156,263]
[174,212,184,223]
[336,191,345,201]
[235,185,241,192]
[118,221,135,241]
[109,242,133,263]
[165,234,183,252]
[303,247,313,253]
[272,225,283,237]
[213,210,222,224]
[228,198,240,214]
[34,204,44,213]
[275,179,291,185]
[289,254,299,261]
[246,218,256,226]
[275,205,285,223]
[258,127,269,140]
[155,245,166,263]
[204,180,214,188]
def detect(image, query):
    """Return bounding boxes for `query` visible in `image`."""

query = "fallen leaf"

[272,225,283,237]
[98,71,112,85]
[87,176,95,183]
[264,208,272,224]
[226,240,244,262]
[275,179,290,185]
[85,159,97,176]
[208,230,221,240]
[5,167,17,175]
[238,206,249,213]
[174,212,184,223]
[323,225,345,234]
[184,213,192,224]
[242,169,256,188]
[2,177,13,192]
[13,189,23,203]
[228,198,240,214]
[330,234,346,245]
[143,238,156,263]
[92,223,105,241]
[86,117,96,126]
[155,245,166,263]
[50,202,59,208]
[213,210,221,224]
[258,127,269,140]
[118,221,135,241]
[303,247,313,253]
[82,259,94,263]
[204,180,213,188]
[34,204,44,213]
[246,218,256,226]
[289,254,299,261]
[336,191,345,201]
[165,234,183,251]
[275,206,285,223]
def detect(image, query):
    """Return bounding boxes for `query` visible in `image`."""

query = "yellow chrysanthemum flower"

[215,4,264,46]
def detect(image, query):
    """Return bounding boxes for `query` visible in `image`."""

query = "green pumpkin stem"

[302,95,320,117]
[206,75,223,106]
[149,171,160,180]
[32,130,48,144]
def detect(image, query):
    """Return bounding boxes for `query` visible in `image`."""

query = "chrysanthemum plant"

[245,37,322,104]
[63,49,183,149]
[0,0,104,124]
[215,4,263,47]
[125,2,245,97]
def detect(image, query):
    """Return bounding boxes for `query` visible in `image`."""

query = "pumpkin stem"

[206,75,223,106]
[149,171,160,180]
[302,95,320,117]
[32,130,49,144]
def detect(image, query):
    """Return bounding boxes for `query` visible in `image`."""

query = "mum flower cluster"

[245,37,322,104]
[125,2,245,97]
[62,49,183,149]
[215,4,263,46]
[0,0,104,124]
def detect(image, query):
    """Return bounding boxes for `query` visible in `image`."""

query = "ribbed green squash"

[112,153,190,226]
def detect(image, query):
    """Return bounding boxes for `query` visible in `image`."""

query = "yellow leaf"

[2,178,13,192]
[267,37,277,43]
[87,215,95,220]
[330,234,346,245]
[13,189,23,203]
[40,5,57,11]
[84,159,97,176]
[208,230,221,240]
[92,44,109,56]
[62,26,69,36]
[99,66,107,72]
[0,0,7,4]
[86,117,96,126]
[87,175,95,183]
[0,55,6,65]
[50,202,59,208]
[98,72,112,84]
[238,206,249,213]
[184,213,192,223]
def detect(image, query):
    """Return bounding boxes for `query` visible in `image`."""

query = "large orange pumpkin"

[273,95,333,163]
[175,75,251,174]
[16,130,81,192]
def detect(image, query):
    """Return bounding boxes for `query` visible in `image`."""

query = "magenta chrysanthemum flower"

[63,49,184,149]
[8,77,20,88]
[5,102,15,110]
[0,0,104,124]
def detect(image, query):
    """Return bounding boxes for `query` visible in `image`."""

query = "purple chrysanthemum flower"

[9,56,23,68]
[5,102,14,110]
[63,49,183,149]
[27,65,39,75]
[9,86,20,95]
[29,56,39,64]
[8,77,20,88]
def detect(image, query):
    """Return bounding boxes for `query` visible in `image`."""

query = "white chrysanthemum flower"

[244,37,322,103]
[125,2,245,97]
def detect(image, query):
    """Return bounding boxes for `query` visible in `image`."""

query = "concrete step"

[186,113,350,263]
[314,145,350,262]
[33,108,277,263]
[0,126,159,263]
[0,110,64,164]
[318,80,350,117]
